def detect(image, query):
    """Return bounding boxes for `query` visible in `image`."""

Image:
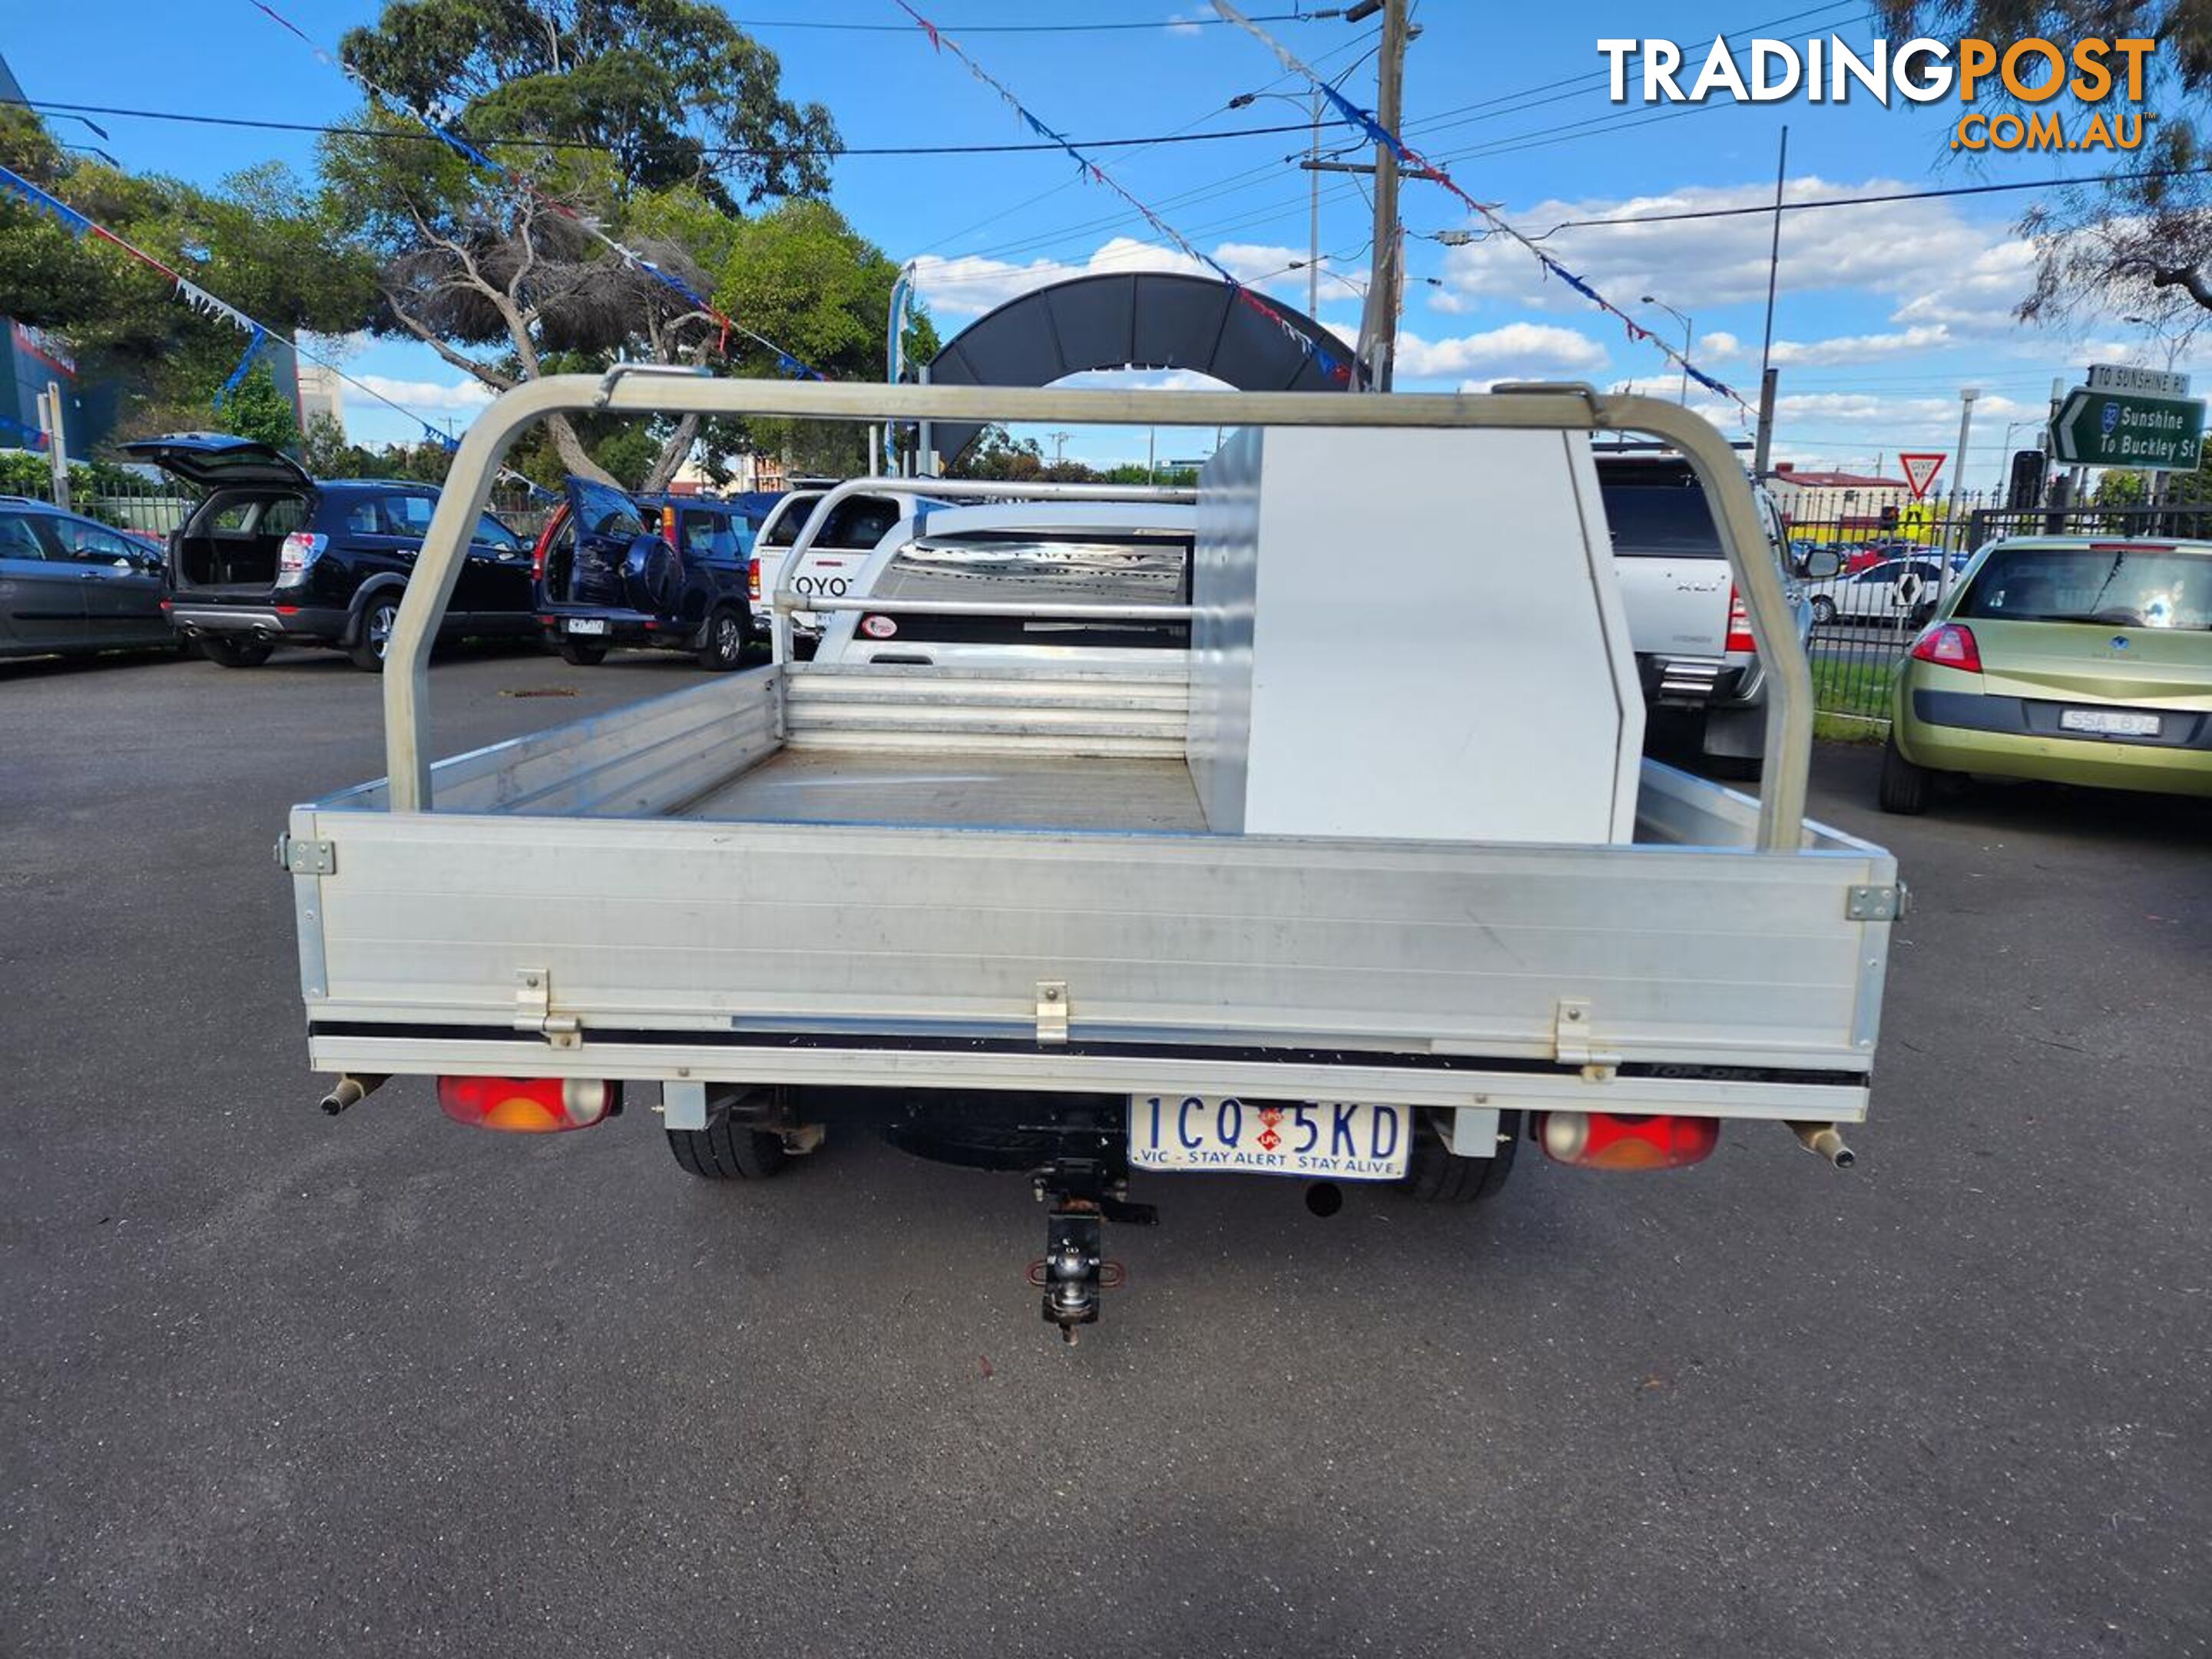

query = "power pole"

[1751,366,1780,478]
[1048,431,1072,465]
[1307,87,1322,321]
[1352,0,1409,392]
[38,382,70,512]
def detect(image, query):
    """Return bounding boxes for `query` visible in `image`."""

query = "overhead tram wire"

[0,97,1349,159]
[938,8,1847,273]
[724,8,1321,31]
[910,25,1384,262]
[916,33,1381,267]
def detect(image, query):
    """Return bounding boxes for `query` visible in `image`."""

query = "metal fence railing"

[1784,488,2205,730]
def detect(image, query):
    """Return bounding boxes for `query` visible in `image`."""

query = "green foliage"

[0,120,377,448]
[214,364,302,453]
[339,0,836,210]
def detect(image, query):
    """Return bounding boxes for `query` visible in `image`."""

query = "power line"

[724,8,1323,29]
[1,95,1346,159]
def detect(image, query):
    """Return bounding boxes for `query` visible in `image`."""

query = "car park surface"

[5,647,2207,1657]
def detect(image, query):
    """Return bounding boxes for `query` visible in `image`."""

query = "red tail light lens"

[279,532,326,574]
[437,1076,612,1134]
[1909,621,1982,673]
[1724,587,1756,654]
[1538,1111,1720,1170]
[747,557,761,601]
[531,506,567,582]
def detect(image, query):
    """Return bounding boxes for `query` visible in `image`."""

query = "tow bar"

[1028,1145,1154,1344]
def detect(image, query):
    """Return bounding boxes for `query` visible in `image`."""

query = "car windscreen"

[1600,484,1721,558]
[761,494,822,547]
[859,530,1191,648]
[1958,545,2212,631]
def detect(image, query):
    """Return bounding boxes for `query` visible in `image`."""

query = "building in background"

[296,354,345,432]
[1765,462,1914,532]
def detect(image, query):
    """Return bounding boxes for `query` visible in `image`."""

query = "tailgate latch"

[1035,981,1069,1045]
[1553,998,1620,1078]
[516,968,581,1050]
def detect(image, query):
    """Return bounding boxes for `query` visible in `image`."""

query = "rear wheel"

[697,606,747,671]
[667,1114,790,1181]
[1399,1109,1520,1205]
[1810,595,1836,626]
[558,638,609,667]
[1879,733,1933,814]
[347,595,401,672]
[197,634,273,669]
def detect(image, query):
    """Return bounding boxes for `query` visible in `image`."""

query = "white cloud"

[1164,8,1209,36]
[909,237,1364,323]
[1429,174,2027,340]
[1397,322,1608,381]
[911,237,1214,319]
[353,374,497,412]
[1052,367,1226,392]
[1758,324,1957,366]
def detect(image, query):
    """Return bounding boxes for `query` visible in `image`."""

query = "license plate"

[2061,707,2159,737]
[1128,1095,1411,1181]
[565,617,609,636]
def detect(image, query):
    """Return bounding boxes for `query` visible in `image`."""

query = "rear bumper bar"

[306,1028,1872,1123]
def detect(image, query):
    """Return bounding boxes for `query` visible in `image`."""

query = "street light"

[1640,294,1694,406]
[1231,87,1326,319]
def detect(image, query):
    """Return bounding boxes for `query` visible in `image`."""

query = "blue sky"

[4,1,2187,486]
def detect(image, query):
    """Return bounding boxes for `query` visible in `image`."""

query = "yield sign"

[1898,452,1945,500]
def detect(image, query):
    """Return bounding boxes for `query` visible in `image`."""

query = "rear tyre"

[347,595,401,672]
[1399,1109,1520,1205]
[558,639,609,667]
[697,606,747,671]
[1878,733,1933,815]
[667,1114,790,1181]
[197,634,273,669]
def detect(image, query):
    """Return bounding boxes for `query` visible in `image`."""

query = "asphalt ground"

[4,642,2207,1658]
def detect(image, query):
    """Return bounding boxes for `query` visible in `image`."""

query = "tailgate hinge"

[1553,998,1620,1078]
[273,833,336,876]
[516,968,581,1050]
[1035,981,1069,1045]
[1846,882,1906,921]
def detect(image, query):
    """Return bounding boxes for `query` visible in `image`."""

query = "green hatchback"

[1881,535,2212,813]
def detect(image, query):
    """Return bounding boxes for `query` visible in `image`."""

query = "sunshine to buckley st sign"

[2051,385,2207,471]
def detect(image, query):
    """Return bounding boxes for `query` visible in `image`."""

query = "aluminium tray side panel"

[294,806,1893,1074]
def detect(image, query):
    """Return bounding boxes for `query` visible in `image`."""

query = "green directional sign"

[2051,385,2206,471]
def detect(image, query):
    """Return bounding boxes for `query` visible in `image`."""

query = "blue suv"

[533,478,780,671]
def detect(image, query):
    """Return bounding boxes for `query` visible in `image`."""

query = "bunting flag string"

[890,0,1356,386]
[213,324,269,407]
[243,0,830,381]
[0,161,552,494]
[1209,0,1750,412]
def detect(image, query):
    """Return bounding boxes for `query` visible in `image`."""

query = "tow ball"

[1028,1156,1154,1344]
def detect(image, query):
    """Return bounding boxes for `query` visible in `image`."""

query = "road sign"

[2051,386,2207,471]
[2088,363,2190,399]
[1898,452,1945,499]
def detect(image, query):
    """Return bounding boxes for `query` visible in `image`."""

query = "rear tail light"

[531,506,567,582]
[1724,587,1757,654]
[436,1075,613,1134]
[747,557,761,601]
[278,532,327,575]
[1538,1111,1720,1170]
[1909,621,1982,673]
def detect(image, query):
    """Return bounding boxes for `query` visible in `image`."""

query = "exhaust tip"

[1832,1146,1856,1170]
